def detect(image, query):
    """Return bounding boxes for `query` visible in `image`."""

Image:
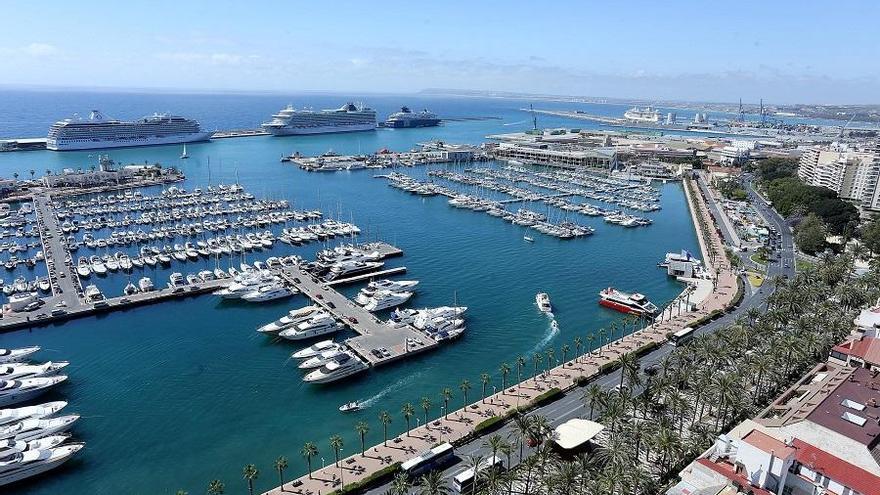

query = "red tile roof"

[791,439,880,495]
[695,458,774,495]
[833,337,880,366]
[742,430,796,457]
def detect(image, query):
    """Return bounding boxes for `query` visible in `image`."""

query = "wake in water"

[528,313,560,356]
[503,119,528,126]
[359,370,425,408]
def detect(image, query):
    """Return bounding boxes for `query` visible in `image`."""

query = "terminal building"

[492,143,618,171]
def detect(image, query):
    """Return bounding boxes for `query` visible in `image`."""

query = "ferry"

[382,107,440,128]
[598,287,658,315]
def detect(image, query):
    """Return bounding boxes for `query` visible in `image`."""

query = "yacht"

[213,272,278,299]
[362,290,414,312]
[89,256,107,276]
[303,352,368,384]
[46,109,211,151]
[0,362,68,382]
[168,273,185,289]
[298,348,347,369]
[355,280,418,304]
[598,287,658,315]
[0,348,40,365]
[291,340,338,359]
[241,284,296,303]
[138,277,154,292]
[279,314,342,341]
[0,376,68,408]
[536,292,552,313]
[0,402,67,427]
[257,305,319,334]
[324,261,384,281]
[412,307,468,329]
[0,415,78,444]
[0,442,84,488]
[0,434,70,457]
[262,103,377,136]
[75,259,90,278]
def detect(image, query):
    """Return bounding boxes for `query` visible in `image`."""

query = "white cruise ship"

[46,110,213,151]
[623,106,661,124]
[262,103,377,136]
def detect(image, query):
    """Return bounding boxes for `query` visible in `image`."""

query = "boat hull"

[598,298,649,316]
[47,132,214,151]
[263,123,376,136]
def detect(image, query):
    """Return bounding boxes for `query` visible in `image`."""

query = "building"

[798,145,880,211]
[492,143,617,170]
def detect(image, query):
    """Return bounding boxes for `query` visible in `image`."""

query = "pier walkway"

[262,162,742,495]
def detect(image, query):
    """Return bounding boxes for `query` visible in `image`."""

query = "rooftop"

[791,438,880,495]
[741,429,796,458]
[833,336,880,366]
[806,367,880,448]
[553,418,604,450]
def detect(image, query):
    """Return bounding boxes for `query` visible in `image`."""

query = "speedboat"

[89,256,107,276]
[303,352,368,384]
[0,415,79,443]
[123,281,138,296]
[241,284,296,303]
[0,348,40,365]
[168,273,185,288]
[0,442,84,488]
[536,293,552,313]
[339,401,363,413]
[298,348,347,369]
[0,402,67,427]
[0,376,68,408]
[362,291,413,312]
[291,340,338,359]
[0,362,68,381]
[257,305,320,334]
[279,314,341,341]
[75,259,90,278]
[412,307,468,330]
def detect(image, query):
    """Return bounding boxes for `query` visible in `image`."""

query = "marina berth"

[0,376,68,408]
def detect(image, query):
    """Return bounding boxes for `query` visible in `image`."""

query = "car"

[54,300,67,308]
[51,308,66,316]
[35,313,49,320]
[23,301,42,312]
[348,316,358,324]
[315,294,323,300]
[327,301,336,309]
[120,297,131,304]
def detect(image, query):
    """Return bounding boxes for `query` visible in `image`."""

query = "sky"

[0,0,878,104]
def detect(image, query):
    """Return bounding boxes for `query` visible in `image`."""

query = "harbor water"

[0,91,699,494]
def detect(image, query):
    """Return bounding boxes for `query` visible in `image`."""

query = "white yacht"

[89,256,107,276]
[168,273,185,289]
[75,259,91,278]
[0,376,68,408]
[0,414,79,442]
[355,280,418,305]
[412,307,468,329]
[363,290,414,312]
[0,362,68,381]
[0,442,84,488]
[536,292,552,313]
[324,261,384,281]
[138,277,154,292]
[0,348,40,365]
[256,305,319,334]
[291,340,338,359]
[0,434,70,457]
[279,314,341,341]
[0,402,67,427]
[241,284,296,303]
[298,348,347,369]
[303,352,368,384]
[213,272,278,299]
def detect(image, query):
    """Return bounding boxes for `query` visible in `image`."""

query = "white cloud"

[156,51,259,66]
[23,43,58,56]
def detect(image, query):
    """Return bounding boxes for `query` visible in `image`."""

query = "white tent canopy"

[554,419,605,450]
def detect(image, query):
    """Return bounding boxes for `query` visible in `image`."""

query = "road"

[364,174,796,493]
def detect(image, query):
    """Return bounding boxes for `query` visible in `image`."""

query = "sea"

[0,90,700,494]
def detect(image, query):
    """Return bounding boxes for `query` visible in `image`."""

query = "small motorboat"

[523,236,534,243]
[339,401,363,413]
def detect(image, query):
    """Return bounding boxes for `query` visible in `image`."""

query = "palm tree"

[464,454,485,494]
[583,383,605,420]
[440,387,452,419]
[512,413,532,460]
[242,464,259,495]
[516,355,527,386]
[499,362,511,393]
[480,372,491,403]
[546,348,555,369]
[379,410,393,446]
[598,329,608,354]
[402,402,415,436]
[421,396,432,426]
[573,337,583,362]
[355,421,369,456]
[329,434,344,467]
[207,479,225,495]
[418,470,450,495]
[274,456,288,491]
[484,434,507,466]
[300,442,318,479]
[388,471,412,495]
[459,379,472,409]
[618,352,639,390]
[561,343,570,367]
[532,352,542,378]
[587,333,596,355]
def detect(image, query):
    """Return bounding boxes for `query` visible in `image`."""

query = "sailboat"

[180,144,189,160]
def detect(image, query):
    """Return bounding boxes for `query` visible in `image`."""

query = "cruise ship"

[262,103,377,136]
[382,107,441,128]
[46,110,213,151]
[623,106,661,124]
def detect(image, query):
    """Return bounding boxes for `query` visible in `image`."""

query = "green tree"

[379,410,392,446]
[274,456,288,490]
[440,387,452,419]
[795,213,828,255]
[242,464,259,495]
[420,396,432,425]
[300,442,318,479]
[402,402,415,437]
[355,421,369,456]
[499,362,511,393]
[480,372,491,403]
[459,379,471,408]
[329,434,344,467]
[207,479,224,495]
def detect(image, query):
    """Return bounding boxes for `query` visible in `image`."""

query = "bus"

[401,442,454,479]
[669,326,696,346]
[452,456,504,493]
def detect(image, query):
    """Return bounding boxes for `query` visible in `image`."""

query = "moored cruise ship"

[598,287,658,315]
[46,110,213,151]
[382,106,441,128]
[262,102,377,136]
[623,106,661,124]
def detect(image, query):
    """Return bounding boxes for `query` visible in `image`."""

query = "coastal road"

[363,176,795,493]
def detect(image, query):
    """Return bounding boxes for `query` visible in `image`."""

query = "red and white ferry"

[598,287,658,315]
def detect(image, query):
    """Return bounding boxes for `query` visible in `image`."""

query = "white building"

[798,145,880,210]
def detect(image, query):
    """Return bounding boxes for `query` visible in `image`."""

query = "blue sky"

[1,0,878,104]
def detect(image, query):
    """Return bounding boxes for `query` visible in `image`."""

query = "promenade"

[263,177,739,495]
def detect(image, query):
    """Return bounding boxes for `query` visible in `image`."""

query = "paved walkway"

[263,178,738,495]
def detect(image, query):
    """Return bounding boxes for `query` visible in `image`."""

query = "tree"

[300,442,318,479]
[274,456,288,490]
[573,337,583,362]
[388,471,412,495]
[480,372,491,403]
[329,434,344,467]
[862,215,880,255]
[420,396,432,426]
[484,434,507,466]
[440,387,452,419]
[516,355,527,386]
[418,470,450,495]
[499,362,511,393]
[379,410,392,446]
[561,343,570,367]
[795,213,828,255]
[583,383,605,420]
[402,402,415,436]
[355,421,369,456]
[459,379,471,408]
[242,464,259,495]
[207,479,224,495]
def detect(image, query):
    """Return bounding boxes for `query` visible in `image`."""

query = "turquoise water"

[0,98,698,494]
